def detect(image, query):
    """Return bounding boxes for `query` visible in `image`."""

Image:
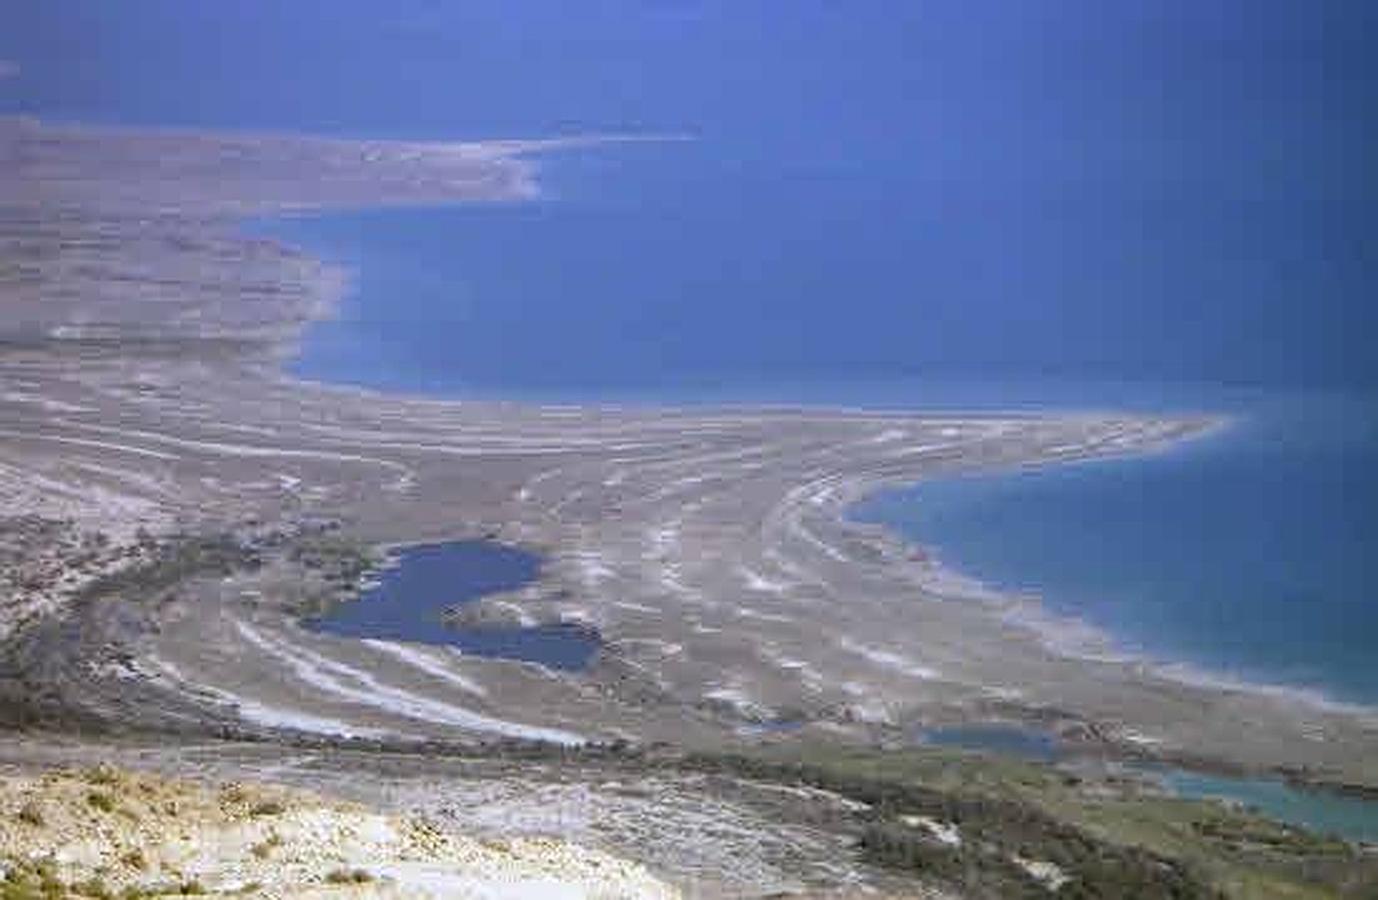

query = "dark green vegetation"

[69,533,250,607]
[0,521,1373,896]
[3,735,1375,897]
[685,749,1219,898]
[0,525,375,734]
[59,524,378,620]
[323,869,374,885]
[0,530,257,733]
[431,739,1377,898]
[680,743,1377,899]
[284,530,380,617]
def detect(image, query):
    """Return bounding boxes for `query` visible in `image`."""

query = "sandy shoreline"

[863,516,1378,721]
[840,411,1378,730]
[3,115,1377,793]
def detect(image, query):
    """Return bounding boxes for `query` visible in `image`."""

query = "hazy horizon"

[5,0,1376,393]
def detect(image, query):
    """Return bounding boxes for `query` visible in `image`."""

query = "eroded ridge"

[3,116,1376,790]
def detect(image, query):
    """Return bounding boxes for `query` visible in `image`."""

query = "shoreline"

[876,525,1378,724]
[837,429,1378,725]
[3,115,1377,794]
[852,416,1378,722]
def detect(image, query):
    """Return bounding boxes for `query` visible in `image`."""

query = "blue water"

[258,197,1378,704]
[6,0,1376,745]
[853,390,1378,705]
[918,723,1378,842]
[1156,770,1378,844]
[8,3,1373,390]
[921,724,1063,763]
[307,541,599,671]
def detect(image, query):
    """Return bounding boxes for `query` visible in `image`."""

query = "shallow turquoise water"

[8,1,1378,840]
[918,723,1378,842]
[14,0,1369,708]
[272,197,1378,707]
[1157,770,1378,844]
[852,389,1378,706]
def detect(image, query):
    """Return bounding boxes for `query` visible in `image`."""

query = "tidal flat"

[3,115,1377,895]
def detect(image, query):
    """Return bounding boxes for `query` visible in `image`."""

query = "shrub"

[120,849,148,871]
[324,869,374,885]
[249,833,282,860]
[86,791,118,813]
[84,766,123,787]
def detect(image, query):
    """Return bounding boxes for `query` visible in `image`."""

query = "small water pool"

[306,540,600,671]
[918,722,1378,843]
[919,723,1063,762]
[1156,769,1378,844]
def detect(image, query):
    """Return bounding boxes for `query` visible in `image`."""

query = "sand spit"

[2,115,1377,791]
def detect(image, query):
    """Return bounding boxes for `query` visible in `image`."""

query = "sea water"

[254,188,1378,709]
[852,389,1378,705]
[7,0,1376,832]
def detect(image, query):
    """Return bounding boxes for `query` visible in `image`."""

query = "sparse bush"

[858,822,964,874]
[684,751,1223,899]
[73,876,115,899]
[83,766,122,787]
[120,848,148,871]
[86,791,118,813]
[324,868,373,885]
[249,833,283,860]
[0,859,65,900]
[219,784,248,805]
[248,800,286,817]
[17,801,44,827]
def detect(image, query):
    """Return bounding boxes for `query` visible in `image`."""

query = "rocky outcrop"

[0,766,676,898]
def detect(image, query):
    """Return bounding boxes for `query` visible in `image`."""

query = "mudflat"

[3,115,1376,797]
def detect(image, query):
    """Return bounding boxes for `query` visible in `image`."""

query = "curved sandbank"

[1,116,1376,793]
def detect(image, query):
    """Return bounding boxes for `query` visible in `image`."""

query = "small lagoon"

[1156,769,1378,844]
[306,541,599,671]
[919,722,1378,843]
[921,723,1063,763]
